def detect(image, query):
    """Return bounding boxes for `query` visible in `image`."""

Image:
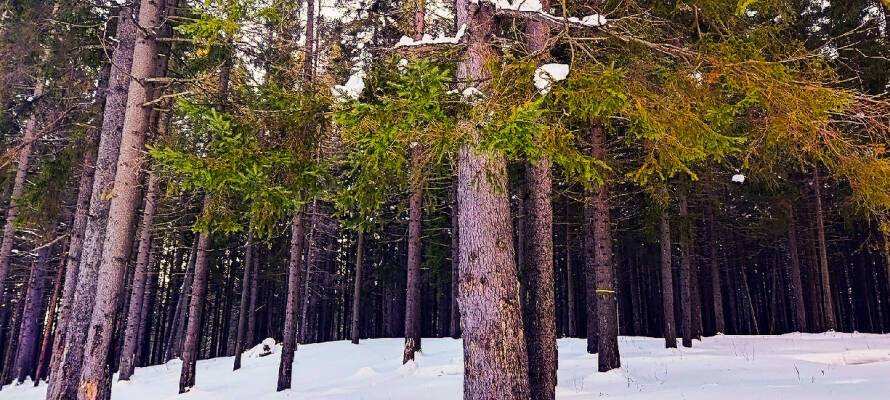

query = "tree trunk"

[118,172,159,381]
[449,182,461,339]
[678,189,694,347]
[178,224,211,393]
[76,0,167,395]
[0,80,44,336]
[403,145,423,363]
[565,199,577,338]
[277,212,305,391]
[583,191,598,354]
[34,248,65,384]
[784,202,807,332]
[659,211,677,347]
[47,8,136,399]
[165,239,196,361]
[589,123,620,372]
[813,170,836,330]
[232,232,254,370]
[11,244,51,383]
[351,231,365,344]
[707,207,725,334]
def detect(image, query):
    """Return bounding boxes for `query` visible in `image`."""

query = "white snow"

[566,14,609,27]
[6,333,890,399]
[461,87,485,103]
[732,173,747,183]
[331,70,366,101]
[534,63,570,94]
[395,24,467,47]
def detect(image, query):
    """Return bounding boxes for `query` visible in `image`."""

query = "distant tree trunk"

[76,0,167,396]
[277,212,305,391]
[449,183,461,339]
[403,144,423,363]
[583,191,598,354]
[523,1,557,396]
[454,4,530,399]
[118,172,160,381]
[178,223,211,393]
[589,123,620,372]
[11,244,51,383]
[165,240,196,361]
[47,8,137,393]
[565,199,577,338]
[351,231,365,344]
[678,189,694,347]
[34,249,65,384]
[784,202,807,332]
[813,170,836,331]
[659,211,677,347]
[707,207,725,334]
[0,80,44,337]
[135,249,158,365]
[232,232,254,370]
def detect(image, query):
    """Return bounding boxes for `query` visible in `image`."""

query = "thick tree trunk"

[277,212,305,391]
[118,172,160,381]
[813,170,836,330]
[178,226,211,393]
[453,7,530,399]
[589,123,620,372]
[232,233,254,370]
[47,9,136,399]
[659,211,677,348]
[403,145,423,364]
[11,244,51,384]
[707,207,725,334]
[0,80,44,336]
[784,202,807,332]
[76,0,168,396]
[351,232,365,344]
[678,189,694,347]
[522,1,557,396]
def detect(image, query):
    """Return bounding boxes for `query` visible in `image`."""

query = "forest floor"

[4,332,890,399]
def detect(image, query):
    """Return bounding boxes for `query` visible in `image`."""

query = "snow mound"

[244,337,278,358]
[332,71,366,101]
[534,63,570,94]
[732,173,746,183]
[7,334,890,399]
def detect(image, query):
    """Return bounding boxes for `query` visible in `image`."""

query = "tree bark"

[164,239,196,361]
[403,146,424,363]
[813,170,836,330]
[707,207,725,334]
[47,9,136,399]
[589,123,620,372]
[232,232,254,370]
[178,224,211,393]
[583,191,598,354]
[34,247,65,384]
[565,199,577,338]
[351,231,365,344]
[660,211,677,347]
[277,212,305,391]
[0,80,44,336]
[118,172,159,381]
[449,182,461,339]
[11,244,51,384]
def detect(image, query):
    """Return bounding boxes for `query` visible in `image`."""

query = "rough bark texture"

[784,202,807,332]
[11,244,51,383]
[583,193,599,354]
[118,172,159,381]
[454,5,530,399]
[0,80,44,336]
[47,10,136,398]
[660,211,677,348]
[813,170,836,330]
[232,233,254,371]
[522,0,557,396]
[678,190,694,348]
[277,212,305,391]
[403,144,423,364]
[178,227,211,393]
[589,123,620,372]
[76,0,166,397]
[351,232,365,344]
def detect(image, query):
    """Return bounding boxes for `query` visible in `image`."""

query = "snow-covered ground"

[5,333,890,399]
